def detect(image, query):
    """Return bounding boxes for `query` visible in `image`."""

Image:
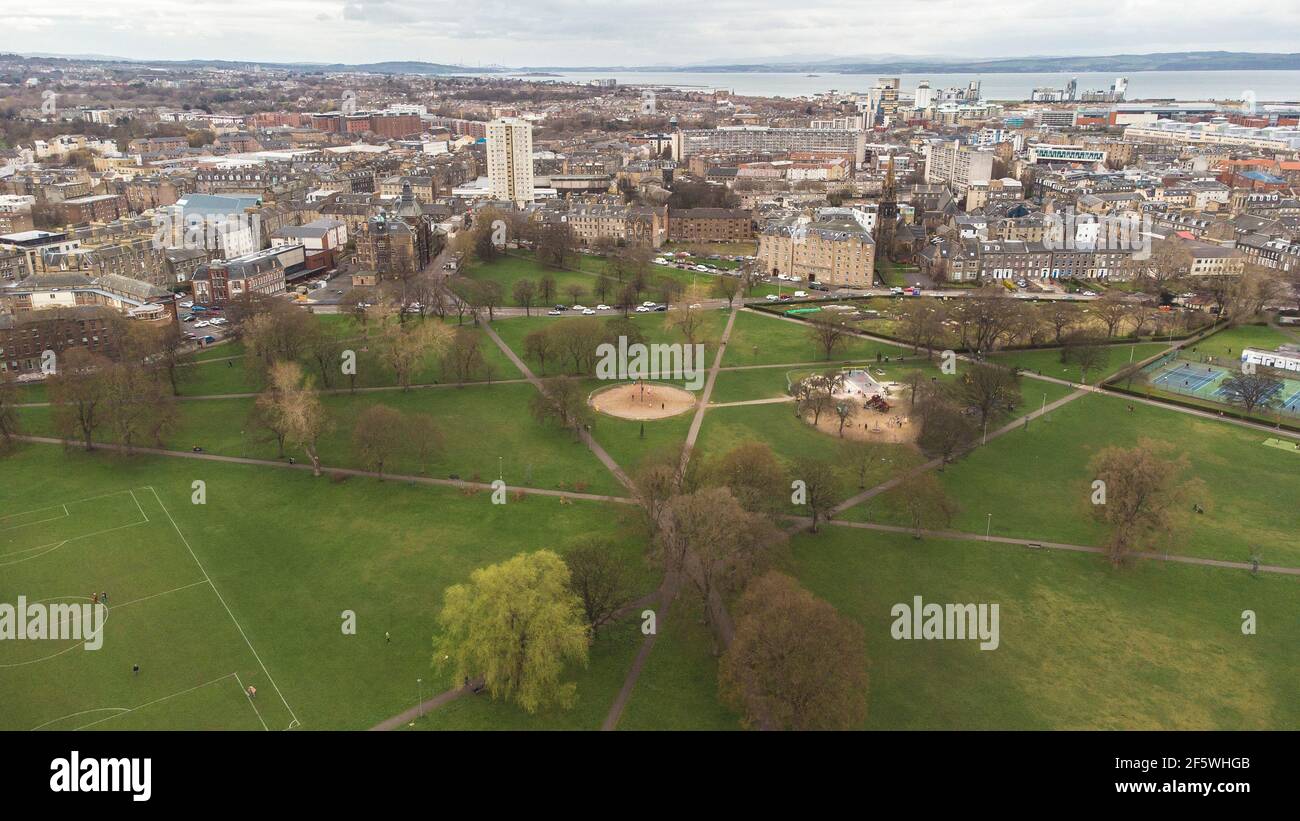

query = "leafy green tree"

[436,551,589,713]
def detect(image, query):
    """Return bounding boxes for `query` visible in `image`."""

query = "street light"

[417,677,423,719]
[986,513,992,541]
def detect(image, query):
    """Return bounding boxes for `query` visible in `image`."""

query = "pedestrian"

[288,456,295,465]
[385,631,391,644]
[247,685,256,699]
[91,593,99,605]
[132,664,140,676]
[100,591,108,607]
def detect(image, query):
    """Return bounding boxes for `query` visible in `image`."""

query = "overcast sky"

[9,0,1300,67]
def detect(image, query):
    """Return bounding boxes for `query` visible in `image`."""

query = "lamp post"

[417,677,423,720]
[986,513,992,541]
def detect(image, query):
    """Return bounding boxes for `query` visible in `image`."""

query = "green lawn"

[792,526,1298,729]
[617,604,742,730]
[1,444,657,730]
[841,392,1300,567]
[1191,323,1297,356]
[722,309,909,368]
[489,311,728,377]
[18,382,625,496]
[989,342,1172,385]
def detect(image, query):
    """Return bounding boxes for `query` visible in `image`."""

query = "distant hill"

[662,51,1300,74]
[7,54,491,75]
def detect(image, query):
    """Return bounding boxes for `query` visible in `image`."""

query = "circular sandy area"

[590,382,697,420]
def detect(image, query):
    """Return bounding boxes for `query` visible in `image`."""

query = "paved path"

[482,321,634,492]
[369,678,484,730]
[12,436,635,505]
[805,517,1300,576]
[603,307,740,732]
[709,396,796,408]
[679,307,738,477]
[15,377,534,408]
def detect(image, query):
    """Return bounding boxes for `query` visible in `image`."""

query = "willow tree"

[435,551,589,713]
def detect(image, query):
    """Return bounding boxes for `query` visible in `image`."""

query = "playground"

[804,368,919,443]
[590,381,697,421]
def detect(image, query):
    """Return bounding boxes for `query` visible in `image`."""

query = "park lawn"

[989,342,1171,385]
[722,309,907,368]
[18,382,625,496]
[411,615,646,730]
[1193,323,1296,356]
[1,443,657,730]
[692,400,925,508]
[462,254,606,307]
[842,392,1300,567]
[617,602,743,730]
[177,320,521,397]
[791,526,1298,729]
[489,310,727,377]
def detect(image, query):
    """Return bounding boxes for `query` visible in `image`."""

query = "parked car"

[596,304,611,311]
[643,301,656,307]
[766,294,780,301]
[195,321,211,328]
[635,305,651,313]
[581,308,595,315]
[547,309,562,316]
[793,290,807,297]
[654,305,668,312]
[554,304,567,311]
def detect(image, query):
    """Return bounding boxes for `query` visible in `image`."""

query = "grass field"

[841,391,1300,567]
[722,310,908,368]
[791,526,1299,729]
[17,381,626,496]
[1,444,657,730]
[989,342,1171,385]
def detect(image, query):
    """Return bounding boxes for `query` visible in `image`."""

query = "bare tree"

[1219,372,1282,415]
[564,540,632,638]
[1089,439,1202,565]
[352,404,403,478]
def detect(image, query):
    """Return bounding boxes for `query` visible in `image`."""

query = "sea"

[501,70,1300,103]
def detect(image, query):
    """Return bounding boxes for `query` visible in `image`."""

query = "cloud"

[8,0,1300,66]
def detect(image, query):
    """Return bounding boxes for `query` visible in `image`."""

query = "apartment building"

[674,127,868,166]
[486,118,535,207]
[0,305,122,375]
[757,210,876,288]
[924,140,995,195]
[668,208,753,243]
[565,202,668,248]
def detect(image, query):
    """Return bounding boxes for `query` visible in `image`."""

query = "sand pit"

[591,381,697,420]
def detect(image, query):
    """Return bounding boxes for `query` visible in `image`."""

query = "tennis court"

[1142,353,1300,416]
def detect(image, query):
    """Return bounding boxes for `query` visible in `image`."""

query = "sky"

[6,0,1300,67]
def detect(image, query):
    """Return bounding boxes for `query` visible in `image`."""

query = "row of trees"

[39,319,194,453]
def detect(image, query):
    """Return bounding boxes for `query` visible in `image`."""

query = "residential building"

[486,118,535,207]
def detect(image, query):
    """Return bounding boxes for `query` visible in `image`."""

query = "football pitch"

[0,487,298,731]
